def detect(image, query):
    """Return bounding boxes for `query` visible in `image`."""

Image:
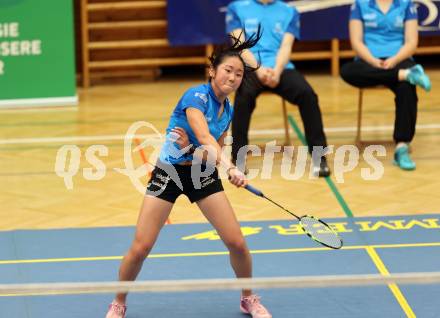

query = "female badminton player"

[106,28,272,318]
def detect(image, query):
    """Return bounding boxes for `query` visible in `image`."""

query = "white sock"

[403,69,410,81]
[396,142,408,150]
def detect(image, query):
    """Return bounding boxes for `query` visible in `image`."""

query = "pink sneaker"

[240,294,272,318]
[105,301,126,318]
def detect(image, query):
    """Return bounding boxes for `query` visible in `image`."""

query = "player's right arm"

[349,2,384,68]
[349,20,382,68]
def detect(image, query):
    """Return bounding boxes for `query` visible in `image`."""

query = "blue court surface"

[1,214,439,318]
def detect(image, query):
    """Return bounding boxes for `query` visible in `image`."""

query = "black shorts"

[145,161,224,203]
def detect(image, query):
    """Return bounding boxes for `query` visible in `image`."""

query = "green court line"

[287,115,307,146]
[287,115,354,218]
[0,242,439,265]
[324,177,354,218]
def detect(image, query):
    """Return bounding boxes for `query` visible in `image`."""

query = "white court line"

[0,134,160,145]
[0,96,78,109]
[250,123,440,136]
[1,124,440,145]
[325,124,440,133]
[0,107,78,114]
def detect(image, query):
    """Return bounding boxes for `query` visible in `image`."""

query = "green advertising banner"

[0,0,77,108]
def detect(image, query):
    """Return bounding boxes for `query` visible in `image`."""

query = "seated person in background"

[340,0,431,171]
[226,0,331,177]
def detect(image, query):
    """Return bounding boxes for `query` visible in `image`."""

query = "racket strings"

[300,216,343,249]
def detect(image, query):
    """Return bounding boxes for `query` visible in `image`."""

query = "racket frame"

[244,184,343,249]
[299,215,343,249]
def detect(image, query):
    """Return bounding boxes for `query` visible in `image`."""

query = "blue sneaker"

[393,145,416,171]
[407,64,431,92]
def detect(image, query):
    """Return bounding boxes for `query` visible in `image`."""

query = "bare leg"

[398,69,409,81]
[196,191,253,296]
[114,195,173,304]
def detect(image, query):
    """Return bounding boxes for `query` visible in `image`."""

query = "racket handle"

[245,184,264,197]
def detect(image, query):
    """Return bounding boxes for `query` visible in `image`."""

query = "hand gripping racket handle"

[245,184,264,197]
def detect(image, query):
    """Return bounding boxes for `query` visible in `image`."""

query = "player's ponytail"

[208,25,262,77]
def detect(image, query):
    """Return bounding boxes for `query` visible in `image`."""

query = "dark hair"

[208,25,262,77]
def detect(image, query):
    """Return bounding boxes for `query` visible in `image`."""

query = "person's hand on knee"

[266,69,280,88]
[383,57,398,69]
[369,58,385,69]
[256,67,272,86]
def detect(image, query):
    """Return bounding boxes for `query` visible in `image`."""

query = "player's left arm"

[383,2,418,69]
[272,33,295,81]
[217,131,228,148]
[384,20,418,69]
[269,9,299,87]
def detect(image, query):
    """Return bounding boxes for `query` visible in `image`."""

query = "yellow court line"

[0,252,227,265]
[367,242,440,249]
[0,255,123,265]
[366,247,416,318]
[0,242,439,265]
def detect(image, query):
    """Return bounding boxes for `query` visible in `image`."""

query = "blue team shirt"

[226,0,300,69]
[350,0,418,58]
[159,83,233,164]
